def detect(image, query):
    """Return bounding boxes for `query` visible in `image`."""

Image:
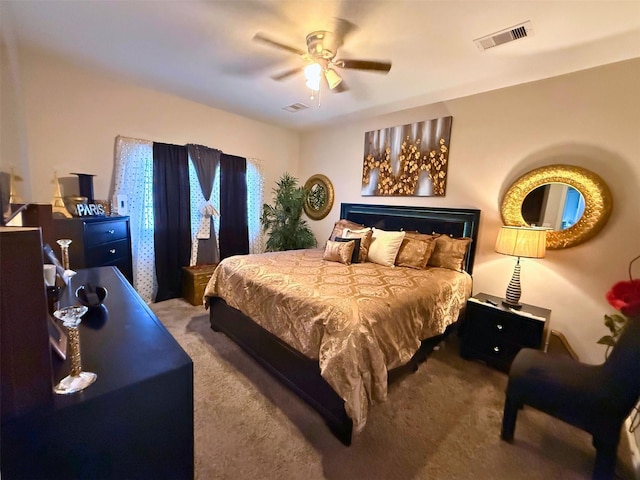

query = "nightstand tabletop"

[470,292,551,322]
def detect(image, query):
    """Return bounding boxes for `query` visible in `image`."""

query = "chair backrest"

[602,315,640,413]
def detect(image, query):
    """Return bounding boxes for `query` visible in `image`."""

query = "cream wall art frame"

[361,116,452,197]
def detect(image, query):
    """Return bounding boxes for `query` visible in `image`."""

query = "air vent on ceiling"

[282,103,309,113]
[474,21,533,51]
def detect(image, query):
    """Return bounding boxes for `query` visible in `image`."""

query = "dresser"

[460,293,551,372]
[0,227,54,423]
[53,216,133,283]
[1,266,194,479]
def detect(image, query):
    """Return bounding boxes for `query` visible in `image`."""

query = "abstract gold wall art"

[361,116,452,196]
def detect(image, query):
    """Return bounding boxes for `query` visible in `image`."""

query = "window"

[114,135,264,302]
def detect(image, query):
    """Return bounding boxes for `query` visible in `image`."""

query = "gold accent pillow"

[329,219,365,241]
[395,235,437,269]
[404,231,439,243]
[428,235,472,271]
[334,236,362,264]
[343,227,373,263]
[323,240,356,265]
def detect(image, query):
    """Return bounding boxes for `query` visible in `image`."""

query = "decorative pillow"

[329,219,365,241]
[395,235,437,269]
[342,228,373,263]
[323,240,355,265]
[404,231,440,243]
[428,235,473,271]
[334,236,361,264]
[367,228,406,267]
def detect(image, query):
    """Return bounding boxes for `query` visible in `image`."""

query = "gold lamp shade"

[495,226,547,259]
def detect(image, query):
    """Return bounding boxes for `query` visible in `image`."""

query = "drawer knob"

[496,324,503,330]
[493,346,500,353]
[109,249,116,254]
[107,229,115,234]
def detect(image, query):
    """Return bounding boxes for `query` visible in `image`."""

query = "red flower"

[606,279,640,317]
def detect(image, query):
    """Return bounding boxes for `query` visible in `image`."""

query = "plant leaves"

[597,335,616,347]
[261,173,318,251]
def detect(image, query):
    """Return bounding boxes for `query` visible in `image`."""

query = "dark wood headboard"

[340,203,481,274]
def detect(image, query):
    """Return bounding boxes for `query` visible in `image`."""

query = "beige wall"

[300,59,640,364]
[3,46,299,204]
[0,40,30,203]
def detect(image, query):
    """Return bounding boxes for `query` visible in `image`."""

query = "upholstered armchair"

[501,316,640,480]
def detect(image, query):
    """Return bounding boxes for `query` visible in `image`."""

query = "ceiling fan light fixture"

[304,63,322,91]
[324,68,342,90]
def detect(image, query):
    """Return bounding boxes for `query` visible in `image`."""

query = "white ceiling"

[3,0,640,131]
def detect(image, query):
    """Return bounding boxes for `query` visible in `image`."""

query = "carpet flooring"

[150,298,635,480]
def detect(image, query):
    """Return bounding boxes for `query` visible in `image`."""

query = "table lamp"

[495,226,547,309]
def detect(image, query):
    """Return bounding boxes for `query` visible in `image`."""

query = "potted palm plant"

[261,173,317,251]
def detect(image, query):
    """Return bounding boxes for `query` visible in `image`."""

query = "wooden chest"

[182,264,218,306]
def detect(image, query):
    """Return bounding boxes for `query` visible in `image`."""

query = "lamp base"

[502,300,522,310]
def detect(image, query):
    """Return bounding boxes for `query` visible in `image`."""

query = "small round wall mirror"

[501,164,612,249]
[303,174,334,221]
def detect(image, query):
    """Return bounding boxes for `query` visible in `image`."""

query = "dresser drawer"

[85,220,128,246]
[86,239,130,266]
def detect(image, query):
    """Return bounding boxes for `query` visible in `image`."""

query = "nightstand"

[460,293,551,372]
[182,264,218,306]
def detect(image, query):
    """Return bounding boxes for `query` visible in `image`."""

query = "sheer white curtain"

[247,157,265,254]
[113,136,157,303]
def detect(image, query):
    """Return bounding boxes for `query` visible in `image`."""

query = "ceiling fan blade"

[337,59,392,73]
[253,33,306,56]
[331,18,357,46]
[270,66,304,81]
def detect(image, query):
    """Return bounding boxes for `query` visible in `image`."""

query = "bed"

[204,203,481,445]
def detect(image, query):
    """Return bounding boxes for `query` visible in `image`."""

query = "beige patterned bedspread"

[204,248,472,433]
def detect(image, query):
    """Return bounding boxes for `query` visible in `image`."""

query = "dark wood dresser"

[460,292,551,372]
[1,266,194,479]
[53,216,133,283]
[0,227,54,423]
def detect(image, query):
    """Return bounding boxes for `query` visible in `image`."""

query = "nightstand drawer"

[464,337,523,364]
[465,311,543,348]
[85,220,128,246]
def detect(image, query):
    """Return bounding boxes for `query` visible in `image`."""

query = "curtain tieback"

[196,203,219,240]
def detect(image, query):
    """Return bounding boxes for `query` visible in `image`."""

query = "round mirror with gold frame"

[303,174,334,221]
[501,164,612,249]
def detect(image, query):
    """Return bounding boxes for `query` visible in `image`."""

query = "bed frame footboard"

[209,297,354,445]
[208,297,454,446]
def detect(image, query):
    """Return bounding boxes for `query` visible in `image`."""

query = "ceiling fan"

[253,28,392,94]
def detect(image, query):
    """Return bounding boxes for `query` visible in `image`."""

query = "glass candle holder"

[56,238,72,270]
[53,305,97,394]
